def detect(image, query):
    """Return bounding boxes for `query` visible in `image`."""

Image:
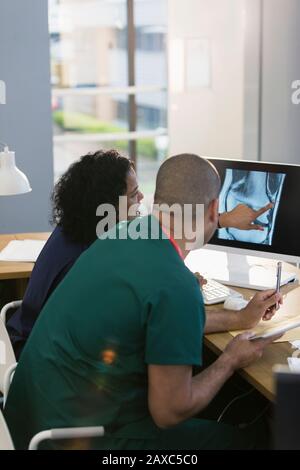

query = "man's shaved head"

[154,154,221,209]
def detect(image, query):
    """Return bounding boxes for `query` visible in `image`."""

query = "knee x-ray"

[218,169,286,245]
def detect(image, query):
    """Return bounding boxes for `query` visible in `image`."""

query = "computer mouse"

[223,296,249,311]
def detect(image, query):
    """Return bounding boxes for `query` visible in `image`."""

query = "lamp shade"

[0,148,32,196]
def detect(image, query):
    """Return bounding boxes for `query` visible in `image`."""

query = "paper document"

[290,340,300,350]
[0,240,46,262]
[288,357,300,372]
[249,320,300,340]
[230,312,300,343]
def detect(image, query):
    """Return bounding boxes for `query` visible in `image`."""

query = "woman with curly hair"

[7,149,143,359]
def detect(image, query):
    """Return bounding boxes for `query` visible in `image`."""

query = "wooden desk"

[0,233,50,297]
[185,249,300,402]
[204,332,293,402]
[205,280,299,402]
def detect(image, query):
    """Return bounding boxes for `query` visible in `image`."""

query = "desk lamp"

[0,141,32,196]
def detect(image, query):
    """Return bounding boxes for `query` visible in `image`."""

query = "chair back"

[0,318,16,394]
[0,408,14,450]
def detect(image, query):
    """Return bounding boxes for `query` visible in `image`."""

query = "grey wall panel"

[0,0,53,233]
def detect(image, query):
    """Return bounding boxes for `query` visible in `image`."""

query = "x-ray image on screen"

[218,169,286,245]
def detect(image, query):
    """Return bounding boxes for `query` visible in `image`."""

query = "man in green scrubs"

[4,154,281,449]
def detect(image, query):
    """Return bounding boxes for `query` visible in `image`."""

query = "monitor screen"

[208,158,300,259]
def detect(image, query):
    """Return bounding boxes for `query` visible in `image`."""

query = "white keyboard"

[201,279,238,305]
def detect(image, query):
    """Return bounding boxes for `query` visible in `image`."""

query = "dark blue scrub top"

[7,226,88,359]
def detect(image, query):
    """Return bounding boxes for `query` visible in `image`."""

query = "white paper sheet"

[0,240,46,262]
[288,357,300,372]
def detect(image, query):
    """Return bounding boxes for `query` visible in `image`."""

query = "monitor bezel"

[207,157,300,264]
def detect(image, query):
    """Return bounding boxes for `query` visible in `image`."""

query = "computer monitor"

[208,158,300,264]
[274,367,300,450]
[187,158,300,289]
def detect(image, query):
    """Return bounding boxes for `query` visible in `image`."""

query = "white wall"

[243,0,261,161]
[168,0,300,165]
[260,0,300,164]
[168,0,245,159]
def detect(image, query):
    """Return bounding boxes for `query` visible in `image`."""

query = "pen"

[275,261,282,310]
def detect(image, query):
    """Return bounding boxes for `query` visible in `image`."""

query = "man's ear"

[207,198,219,224]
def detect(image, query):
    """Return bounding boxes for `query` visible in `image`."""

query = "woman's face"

[125,168,144,218]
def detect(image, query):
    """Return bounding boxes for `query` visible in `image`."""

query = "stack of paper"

[290,340,300,350]
[230,310,300,343]
[0,240,46,262]
[288,357,300,372]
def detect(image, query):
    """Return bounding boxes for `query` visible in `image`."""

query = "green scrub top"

[5,215,206,449]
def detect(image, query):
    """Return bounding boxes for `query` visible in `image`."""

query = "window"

[49,0,168,203]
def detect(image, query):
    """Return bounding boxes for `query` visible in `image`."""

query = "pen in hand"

[275,262,282,310]
[262,262,283,321]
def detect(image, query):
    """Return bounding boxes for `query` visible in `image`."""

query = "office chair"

[0,301,21,406]
[0,407,14,450]
[0,300,22,324]
[0,316,17,406]
[0,407,105,450]
[0,302,105,450]
[0,300,22,407]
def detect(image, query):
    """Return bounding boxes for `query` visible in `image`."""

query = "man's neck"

[151,210,190,260]
[172,238,189,260]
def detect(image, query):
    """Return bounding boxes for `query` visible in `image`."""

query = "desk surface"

[205,281,299,401]
[0,233,298,401]
[0,233,50,280]
[204,331,293,402]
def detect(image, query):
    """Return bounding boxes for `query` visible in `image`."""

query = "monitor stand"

[185,248,298,290]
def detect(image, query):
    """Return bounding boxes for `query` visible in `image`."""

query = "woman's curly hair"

[51,150,133,244]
